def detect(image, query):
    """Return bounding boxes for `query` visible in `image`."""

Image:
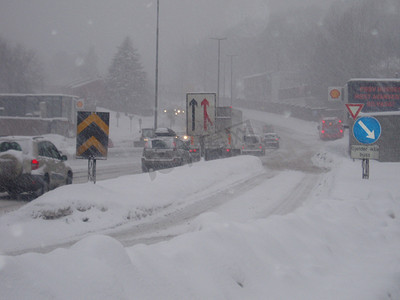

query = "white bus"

[0,94,84,137]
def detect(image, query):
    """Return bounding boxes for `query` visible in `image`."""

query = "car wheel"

[33,174,50,198]
[7,189,19,199]
[0,153,23,180]
[66,171,73,185]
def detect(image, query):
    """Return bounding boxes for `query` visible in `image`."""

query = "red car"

[319,117,344,140]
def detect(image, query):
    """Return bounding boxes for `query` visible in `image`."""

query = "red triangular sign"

[345,103,364,120]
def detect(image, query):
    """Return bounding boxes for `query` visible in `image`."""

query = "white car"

[242,134,265,156]
[0,136,73,198]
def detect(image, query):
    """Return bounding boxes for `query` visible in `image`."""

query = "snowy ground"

[1,110,400,299]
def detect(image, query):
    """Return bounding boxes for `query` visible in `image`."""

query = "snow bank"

[1,154,400,299]
[0,155,264,253]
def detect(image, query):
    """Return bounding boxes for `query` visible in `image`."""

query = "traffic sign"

[353,116,381,144]
[186,93,216,136]
[351,145,379,160]
[328,87,342,101]
[346,103,364,120]
[76,111,109,159]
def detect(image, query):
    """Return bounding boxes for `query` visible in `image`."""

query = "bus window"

[26,97,40,117]
[0,97,26,116]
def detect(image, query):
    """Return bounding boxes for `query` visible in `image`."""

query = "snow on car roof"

[0,136,44,155]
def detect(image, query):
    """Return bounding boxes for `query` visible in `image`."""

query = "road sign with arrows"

[186,93,216,136]
[76,111,110,159]
[353,116,381,144]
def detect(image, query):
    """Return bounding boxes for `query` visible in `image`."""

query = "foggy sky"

[0,0,334,85]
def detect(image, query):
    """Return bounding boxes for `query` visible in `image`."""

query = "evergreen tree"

[106,37,151,114]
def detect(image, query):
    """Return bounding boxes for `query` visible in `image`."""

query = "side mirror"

[61,154,68,161]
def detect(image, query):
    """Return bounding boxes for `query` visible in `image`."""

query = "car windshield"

[148,138,175,149]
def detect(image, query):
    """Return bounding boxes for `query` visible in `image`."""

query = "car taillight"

[31,159,39,170]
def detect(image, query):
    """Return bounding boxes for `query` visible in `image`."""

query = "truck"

[203,106,244,161]
[0,94,84,138]
[133,128,155,147]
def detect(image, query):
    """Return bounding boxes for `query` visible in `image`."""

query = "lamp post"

[154,0,159,130]
[210,37,226,108]
[227,54,237,107]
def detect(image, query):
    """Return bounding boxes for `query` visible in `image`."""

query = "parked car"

[141,136,193,172]
[242,134,265,156]
[263,133,280,149]
[0,136,73,198]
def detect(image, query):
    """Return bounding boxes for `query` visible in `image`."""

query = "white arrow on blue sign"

[353,116,381,144]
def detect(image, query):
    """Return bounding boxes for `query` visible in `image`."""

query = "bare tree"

[0,37,44,93]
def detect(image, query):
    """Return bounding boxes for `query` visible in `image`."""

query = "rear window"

[0,139,32,154]
[264,134,277,139]
[244,136,260,143]
[142,128,155,138]
[147,138,175,149]
[0,141,22,152]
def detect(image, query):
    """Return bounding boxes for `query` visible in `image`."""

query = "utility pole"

[227,54,237,107]
[154,0,159,129]
[210,37,226,108]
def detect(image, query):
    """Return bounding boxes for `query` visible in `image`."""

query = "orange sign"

[330,89,340,99]
[76,99,84,109]
[328,87,342,101]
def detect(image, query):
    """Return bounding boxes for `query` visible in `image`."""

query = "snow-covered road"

[0,109,332,254]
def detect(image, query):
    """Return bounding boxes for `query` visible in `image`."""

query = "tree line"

[2,0,399,112]
[183,0,400,103]
[0,36,151,115]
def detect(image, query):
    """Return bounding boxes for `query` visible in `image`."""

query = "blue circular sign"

[353,116,381,144]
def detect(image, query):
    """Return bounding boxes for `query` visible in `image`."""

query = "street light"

[154,0,160,130]
[210,37,226,107]
[227,54,238,107]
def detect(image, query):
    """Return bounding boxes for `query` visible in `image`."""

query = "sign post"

[76,111,110,183]
[351,116,381,179]
[186,93,216,156]
[186,93,216,136]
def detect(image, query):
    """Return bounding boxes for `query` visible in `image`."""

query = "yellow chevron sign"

[77,136,107,157]
[76,111,109,159]
[77,113,109,135]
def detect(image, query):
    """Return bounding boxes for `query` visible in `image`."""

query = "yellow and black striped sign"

[76,111,109,159]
